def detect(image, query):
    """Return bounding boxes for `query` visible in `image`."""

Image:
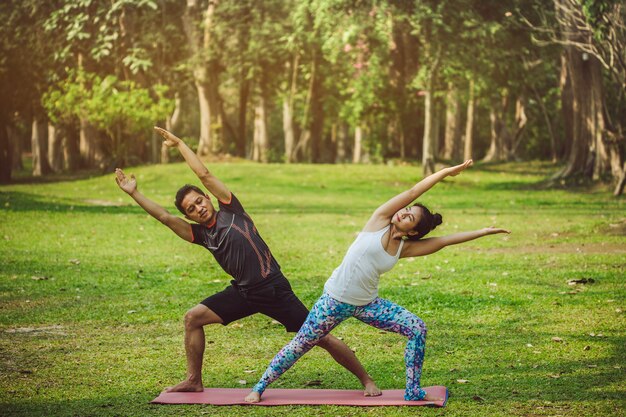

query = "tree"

[44,70,173,168]
[523,0,625,191]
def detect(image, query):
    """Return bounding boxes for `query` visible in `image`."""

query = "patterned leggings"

[252,292,428,400]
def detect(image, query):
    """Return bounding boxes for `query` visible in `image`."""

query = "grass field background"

[1,161,624,416]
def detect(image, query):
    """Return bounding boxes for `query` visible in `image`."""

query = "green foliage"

[44,69,173,134]
[3,0,625,174]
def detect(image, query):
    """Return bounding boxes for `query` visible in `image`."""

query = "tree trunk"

[559,52,573,160]
[63,124,80,171]
[207,72,224,154]
[590,55,609,180]
[531,85,558,162]
[353,125,363,163]
[32,116,51,177]
[422,88,435,176]
[7,124,23,171]
[390,20,409,160]
[336,123,348,163]
[421,50,441,176]
[399,117,406,159]
[310,55,324,163]
[283,55,298,163]
[464,78,475,161]
[48,123,64,172]
[509,96,528,160]
[556,49,594,179]
[195,82,212,156]
[0,114,10,183]
[292,48,319,162]
[614,162,626,196]
[237,75,249,158]
[252,92,268,163]
[183,0,221,157]
[484,105,500,163]
[553,0,607,181]
[432,98,441,159]
[443,83,462,162]
[283,98,295,163]
[161,93,181,164]
[79,118,104,168]
[483,92,510,162]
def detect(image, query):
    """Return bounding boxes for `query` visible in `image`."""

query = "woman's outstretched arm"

[400,227,510,258]
[364,160,473,232]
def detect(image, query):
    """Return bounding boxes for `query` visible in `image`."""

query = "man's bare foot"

[363,380,382,397]
[244,391,261,403]
[165,379,203,392]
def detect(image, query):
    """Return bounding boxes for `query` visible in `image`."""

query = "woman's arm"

[154,127,231,203]
[400,227,510,258]
[115,168,193,242]
[363,160,473,231]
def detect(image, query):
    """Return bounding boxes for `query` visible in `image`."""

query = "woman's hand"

[447,159,473,176]
[115,168,137,195]
[482,226,510,236]
[154,126,183,148]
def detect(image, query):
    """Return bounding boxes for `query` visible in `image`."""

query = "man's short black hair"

[175,184,206,215]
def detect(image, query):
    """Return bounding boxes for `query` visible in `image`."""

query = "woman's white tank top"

[324,225,404,306]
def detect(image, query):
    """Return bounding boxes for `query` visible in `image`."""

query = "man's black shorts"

[200,275,309,332]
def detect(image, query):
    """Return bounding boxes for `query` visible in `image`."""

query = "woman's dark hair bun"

[406,203,443,241]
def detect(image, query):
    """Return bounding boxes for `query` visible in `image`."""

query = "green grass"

[1,161,624,416]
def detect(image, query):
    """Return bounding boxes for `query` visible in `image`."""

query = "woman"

[245,160,509,403]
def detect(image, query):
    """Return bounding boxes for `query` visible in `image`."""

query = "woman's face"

[392,205,422,235]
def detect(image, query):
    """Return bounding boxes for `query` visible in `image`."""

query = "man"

[115,127,380,395]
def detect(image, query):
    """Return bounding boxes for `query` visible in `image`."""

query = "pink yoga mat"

[151,386,448,407]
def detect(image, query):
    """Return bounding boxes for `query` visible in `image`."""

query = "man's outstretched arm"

[115,168,192,242]
[154,127,231,203]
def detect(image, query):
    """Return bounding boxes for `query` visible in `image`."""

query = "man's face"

[180,190,215,224]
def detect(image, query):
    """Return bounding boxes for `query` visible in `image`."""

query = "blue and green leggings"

[252,292,428,400]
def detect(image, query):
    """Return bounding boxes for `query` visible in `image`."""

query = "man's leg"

[166,304,223,392]
[316,334,381,396]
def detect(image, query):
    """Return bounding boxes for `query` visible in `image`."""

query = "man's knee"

[183,309,201,330]
[183,305,220,330]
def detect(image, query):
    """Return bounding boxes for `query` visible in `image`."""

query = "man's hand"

[115,168,137,195]
[446,159,473,177]
[154,126,183,148]
[482,226,510,236]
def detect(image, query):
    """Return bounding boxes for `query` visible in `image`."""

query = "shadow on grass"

[0,191,143,215]
[0,190,372,216]
[431,334,626,403]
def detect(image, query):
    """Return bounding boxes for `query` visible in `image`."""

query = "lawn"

[1,161,624,416]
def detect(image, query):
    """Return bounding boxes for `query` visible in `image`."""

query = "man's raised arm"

[154,127,231,203]
[115,168,193,242]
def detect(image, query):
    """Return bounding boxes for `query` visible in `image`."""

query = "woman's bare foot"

[165,379,204,392]
[363,380,382,397]
[422,390,444,402]
[244,391,261,403]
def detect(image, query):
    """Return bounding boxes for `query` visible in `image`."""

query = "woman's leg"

[249,293,354,397]
[354,297,428,400]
